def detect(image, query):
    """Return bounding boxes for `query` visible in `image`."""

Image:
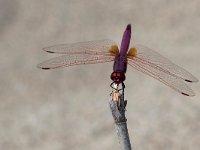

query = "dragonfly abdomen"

[119,24,131,56]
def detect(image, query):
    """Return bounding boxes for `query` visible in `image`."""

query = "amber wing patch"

[109,45,119,55]
[127,47,137,58]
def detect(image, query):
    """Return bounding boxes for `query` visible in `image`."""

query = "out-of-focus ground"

[0,0,200,150]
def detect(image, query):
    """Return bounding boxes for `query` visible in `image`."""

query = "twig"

[109,83,132,150]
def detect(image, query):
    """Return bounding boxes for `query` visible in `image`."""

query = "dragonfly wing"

[37,54,114,69]
[43,39,116,55]
[128,57,195,96]
[130,45,198,83]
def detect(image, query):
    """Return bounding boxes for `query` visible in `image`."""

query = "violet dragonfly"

[38,24,198,96]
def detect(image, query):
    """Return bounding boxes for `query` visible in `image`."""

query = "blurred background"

[0,0,200,150]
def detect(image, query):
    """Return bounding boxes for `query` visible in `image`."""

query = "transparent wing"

[128,56,195,96]
[128,58,195,96]
[43,39,116,55]
[131,45,198,82]
[37,54,115,69]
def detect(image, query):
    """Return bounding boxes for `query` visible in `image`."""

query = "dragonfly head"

[110,71,126,84]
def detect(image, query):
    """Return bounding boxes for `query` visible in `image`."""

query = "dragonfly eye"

[111,72,126,84]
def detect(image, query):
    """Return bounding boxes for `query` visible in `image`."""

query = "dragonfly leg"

[122,82,125,89]
[117,82,127,110]
[110,82,125,95]
[110,82,119,90]
[117,82,125,92]
[110,82,119,96]
[124,100,127,110]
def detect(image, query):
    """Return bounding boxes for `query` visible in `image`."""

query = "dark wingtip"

[46,50,55,53]
[126,24,131,31]
[42,48,55,53]
[41,67,51,70]
[181,92,190,96]
[37,64,51,70]
[185,79,193,83]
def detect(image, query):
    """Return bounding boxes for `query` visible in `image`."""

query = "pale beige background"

[0,0,200,150]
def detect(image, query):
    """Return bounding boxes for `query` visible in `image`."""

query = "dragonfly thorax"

[113,54,127,74]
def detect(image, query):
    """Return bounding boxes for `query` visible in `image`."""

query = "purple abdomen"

[119,24,131,56]
[113,24,131,73]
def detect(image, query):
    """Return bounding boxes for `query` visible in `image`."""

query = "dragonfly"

[38,24,198,96]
